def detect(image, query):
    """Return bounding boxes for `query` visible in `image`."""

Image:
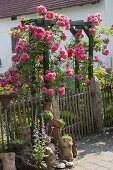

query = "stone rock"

[45,146,56,167]
[40,162,47,170]
[61,160,68,164]
[65,161,74,168]
[53,162,65,169]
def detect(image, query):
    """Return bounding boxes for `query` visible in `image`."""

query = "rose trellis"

[20,18,94,94]
[0,5,113,99]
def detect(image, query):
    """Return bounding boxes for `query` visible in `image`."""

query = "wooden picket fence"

[59,88,95,141]
[0,88,95,151]
[101,84,113,127]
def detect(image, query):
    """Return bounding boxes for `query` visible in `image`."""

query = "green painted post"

[88,34,94,79]
[75,59,79,91]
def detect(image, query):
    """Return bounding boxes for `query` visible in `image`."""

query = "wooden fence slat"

[13,101,17,138]
[81,92,86,137]
[70,91,78,140]
[22,98,27,126]
[74,94,81,139]
[86,89,92,135]
[77,89,84,138]
[17,99,22,126]
[88,87,94,134]
[0,104,4,150]
[26,97,31,126]
[4,109,10,148]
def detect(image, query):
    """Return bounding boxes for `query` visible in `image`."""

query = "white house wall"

[1,0,113,73]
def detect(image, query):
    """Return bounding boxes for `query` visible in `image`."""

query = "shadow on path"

[77,128,113,159]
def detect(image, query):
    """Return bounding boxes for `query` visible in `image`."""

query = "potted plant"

[32,138,47,169]
[59,134,74,161]
[48,118,65,144]
[10,138,25,151]
[17,125,32,147]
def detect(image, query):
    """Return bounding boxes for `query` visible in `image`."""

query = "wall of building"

[1,0,113,73]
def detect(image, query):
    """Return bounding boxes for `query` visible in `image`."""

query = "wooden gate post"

[52,95,60,119]
[0,152,16,170]
[90,76,104,133]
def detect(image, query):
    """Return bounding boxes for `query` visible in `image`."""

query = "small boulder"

[54,162,65,169]
[65,161,74,168]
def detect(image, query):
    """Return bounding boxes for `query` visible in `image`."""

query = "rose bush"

[0,5,113,96]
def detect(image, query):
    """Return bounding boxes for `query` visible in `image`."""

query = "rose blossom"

[58,87,65,95]
[50,43,60,53]
[48,88,54,96]
[45,72,56,81]
[75,74,82,80]
[39,75,44,81]
[75,29,84,39]
[88,28,96,35]
[87,13,102,25]
[20,53,30,62]
[41,86,47,93]
[66,67,73,77]
[38,55,44,61]
[11,55,19,62]
[56,14,70,30]
[94,56,100,62]
[46,35,54,43]
[18,24,26,30]
[111,24,113,29]
[34,27,45,41]
[102,49,110,55]
[59,48,68,59]
[67,48,74,59]
[45,11,56,20]
[36,5,47,15]
[61,32,67,41]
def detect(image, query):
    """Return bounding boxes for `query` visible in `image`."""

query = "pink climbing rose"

[45,11,56,20]
[58,87,65,95]
[36,5,47,15]
[41,86,47,93]
[45,72,56,81]
[102,49,110,55]
[48,88,54,96]
[11,55,19,62]
[20,53,30,62]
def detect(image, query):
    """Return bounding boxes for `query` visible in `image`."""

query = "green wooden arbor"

[22,19,94,91]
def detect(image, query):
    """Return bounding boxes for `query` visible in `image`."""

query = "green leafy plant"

[58,119,65,127]
[12,138,24,144]
[61,134,72,141]
[32,139,47,166]
[43,110,54,121]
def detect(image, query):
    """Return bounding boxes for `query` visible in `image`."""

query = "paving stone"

[96,160,113,169]
[72,130,113,170]
[96,167,110,170]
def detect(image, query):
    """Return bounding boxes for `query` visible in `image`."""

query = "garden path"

[73,129,113,170]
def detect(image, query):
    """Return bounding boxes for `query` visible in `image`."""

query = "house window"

[11,27,19,53]
[11,16,17,21]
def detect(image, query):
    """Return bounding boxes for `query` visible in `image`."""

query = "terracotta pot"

[17,127,31,147]
[10,143,24,152]
[48,119,61,144]
[44,102,53,113]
